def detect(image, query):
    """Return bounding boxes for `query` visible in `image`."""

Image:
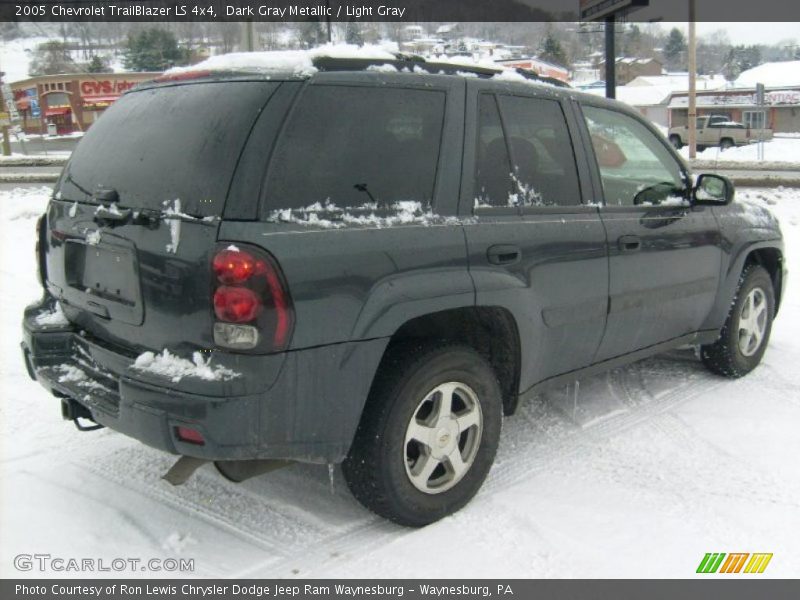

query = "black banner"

[3,0,800,22]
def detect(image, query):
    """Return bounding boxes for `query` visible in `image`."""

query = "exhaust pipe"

[214,459,293,483]
[162,457,294,486]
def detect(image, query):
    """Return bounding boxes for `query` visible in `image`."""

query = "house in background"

[599,57,663,86]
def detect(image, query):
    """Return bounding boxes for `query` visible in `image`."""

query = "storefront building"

[11,72,160,135]
[669,87,800,133]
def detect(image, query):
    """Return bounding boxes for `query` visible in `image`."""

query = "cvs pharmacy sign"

[80,80,137,96]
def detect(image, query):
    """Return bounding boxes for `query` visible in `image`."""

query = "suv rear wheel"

[343,344,502,527]
[669,134,683,149]
[701,265,774,377]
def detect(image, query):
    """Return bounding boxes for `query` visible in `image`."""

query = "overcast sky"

[669,23,799,46]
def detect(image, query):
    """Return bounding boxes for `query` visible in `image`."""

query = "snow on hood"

[165,44,398,78]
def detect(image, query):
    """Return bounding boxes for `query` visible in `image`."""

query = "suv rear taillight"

[211,244,294,352]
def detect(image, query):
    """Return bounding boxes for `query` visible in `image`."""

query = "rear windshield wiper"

[62,168,93,200]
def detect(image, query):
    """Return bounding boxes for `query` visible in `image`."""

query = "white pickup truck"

[669,115,773,150]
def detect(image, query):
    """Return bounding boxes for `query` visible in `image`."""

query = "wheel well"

[745,248,784,314]
[381,307,521,415]
[720,137,734,145]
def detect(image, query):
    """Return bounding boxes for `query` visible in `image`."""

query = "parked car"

[669,115,774,150]
[22,55,786,527]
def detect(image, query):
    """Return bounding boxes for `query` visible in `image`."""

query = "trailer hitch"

[61,398,104,432]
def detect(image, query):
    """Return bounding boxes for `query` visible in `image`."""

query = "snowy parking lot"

[1,186,799,578]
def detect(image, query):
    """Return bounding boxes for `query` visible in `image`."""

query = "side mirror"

[693,173,735,206]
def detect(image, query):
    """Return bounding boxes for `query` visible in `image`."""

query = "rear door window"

[474,94,514,207]
[263,85,445,212]
[497,95,582,207]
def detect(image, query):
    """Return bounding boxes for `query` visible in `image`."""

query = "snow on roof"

[436,24,458,34]
[627,74,727,92]
[165,44,398,78]
[735,60,800,88]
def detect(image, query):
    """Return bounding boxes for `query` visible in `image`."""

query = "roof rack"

[311,55,571,88]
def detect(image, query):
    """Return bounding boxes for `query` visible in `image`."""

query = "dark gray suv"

[22,55,786,526]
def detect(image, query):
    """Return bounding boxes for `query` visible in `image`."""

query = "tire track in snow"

[483,370,728,495]
[78,448,311,557]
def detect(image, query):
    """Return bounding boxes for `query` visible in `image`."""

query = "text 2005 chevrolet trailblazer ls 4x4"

[21,55,786,526]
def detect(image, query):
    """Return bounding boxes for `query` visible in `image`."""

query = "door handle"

[617,235,641,253]
[487,244,521,265]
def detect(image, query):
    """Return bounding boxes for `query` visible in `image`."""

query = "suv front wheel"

[343,344,502,527]
[701,265,775,377]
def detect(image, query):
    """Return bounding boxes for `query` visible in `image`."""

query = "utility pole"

[688,0,697,159]
[325,0,332,43]
[242,20,255,52]
[605,15,616,99]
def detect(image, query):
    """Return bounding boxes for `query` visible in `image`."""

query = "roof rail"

[311,56,571,88]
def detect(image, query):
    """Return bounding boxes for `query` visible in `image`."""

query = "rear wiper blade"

[63,168,92,200]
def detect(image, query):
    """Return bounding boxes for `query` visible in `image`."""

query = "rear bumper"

[22,299,388,463]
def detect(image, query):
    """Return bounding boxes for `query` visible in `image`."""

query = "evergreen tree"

[297,22,327,48]
[123,28,189,72]
[86,55,108,73]
[622,24,642,57]
[723,45,763,81]
[540,31,567,67]
[663,27,687,66]
[345,23,364,46]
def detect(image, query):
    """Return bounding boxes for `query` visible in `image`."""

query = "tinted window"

[583,105,687,207]
[264,85,445,211]
[59,82,279,217]
[474,94,513,207]
[498,96,581,206]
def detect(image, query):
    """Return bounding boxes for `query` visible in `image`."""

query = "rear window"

[263,85,445,212]
[58,81,279,217]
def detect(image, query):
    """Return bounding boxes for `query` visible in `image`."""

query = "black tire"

[342,343,503,527]
[720,138,734,151]
[701,265,774,378]
[669,135,683,149]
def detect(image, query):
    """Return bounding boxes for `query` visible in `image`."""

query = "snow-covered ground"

[679,136,800,164]
[1,186,799,578]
